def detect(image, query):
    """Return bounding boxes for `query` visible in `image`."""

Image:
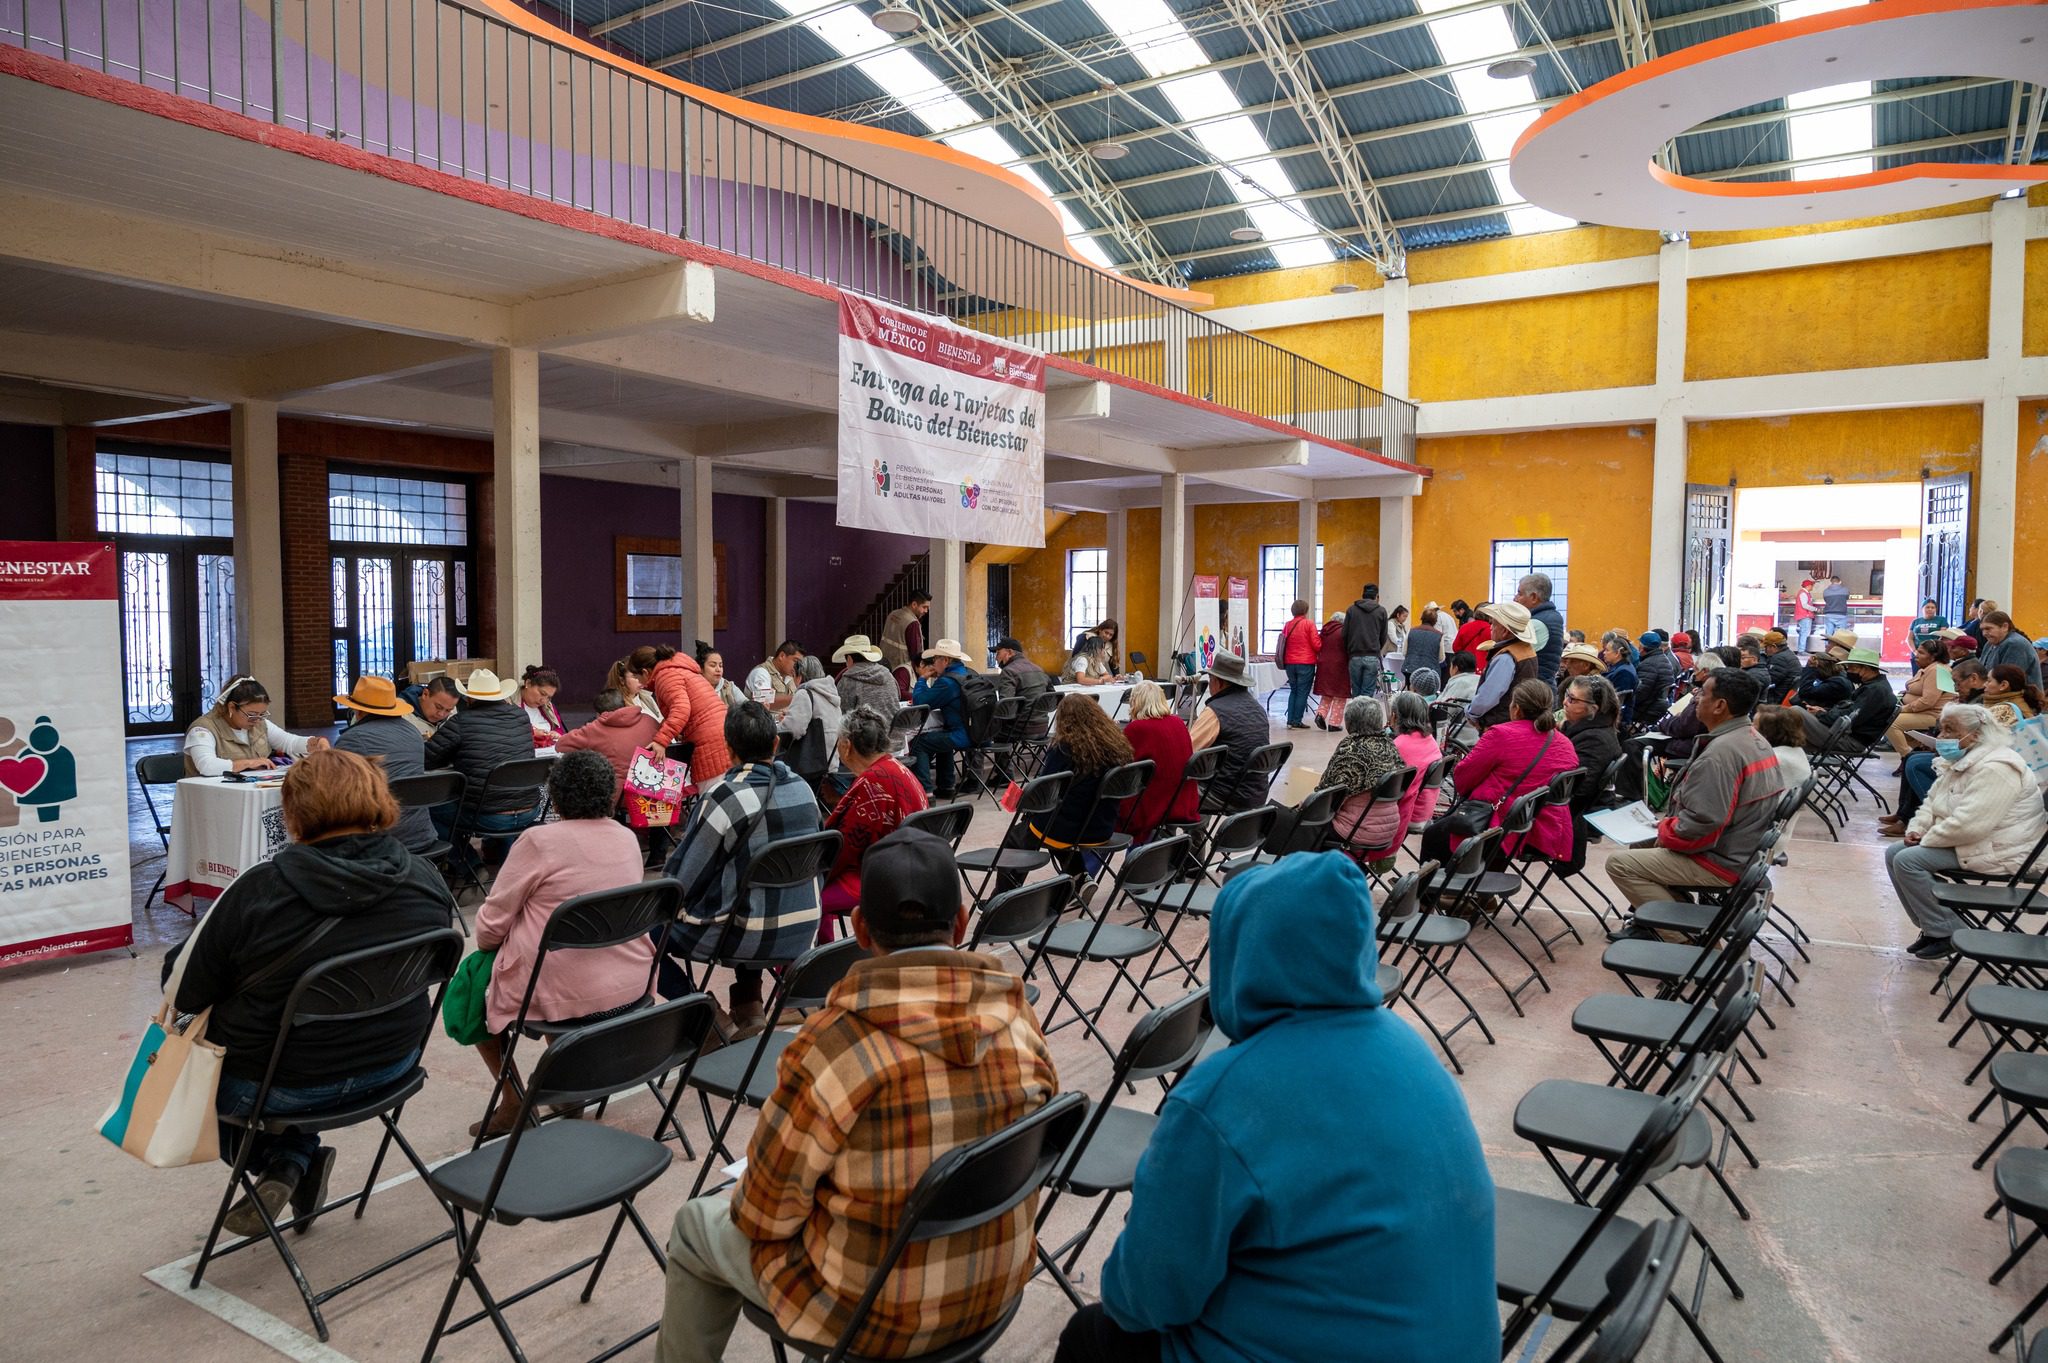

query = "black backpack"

[958,672,1001,747]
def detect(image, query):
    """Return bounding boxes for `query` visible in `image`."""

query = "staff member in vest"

[183,676,327,777]
[331,675,436,853]
[1189,652,1273,814]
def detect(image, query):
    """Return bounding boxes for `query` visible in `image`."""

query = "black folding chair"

[1330,765,1418,872]
[1428,816,1551,1012]
[901,800,975,849]
[420,994,718,1363]
[665,829,842,1006]
[954,771,1072,908]
[967,877,1072,1010]
[451,755,555,894]
[686,938,868,1194]
[1029,833,1186,1061]
[1200,740,1293,824]
[1131,806,1278,993]
[389,770,468,919]
[976,695,1028,793]
[887,704,929,758]
[192,928,465,1342]
[1377,863,1496,1072]
[133,751,184,910]
[1151,743,1226,848]
[476,878,684,1151]
[1056,758,1155,872]
[1012,689,1064,776]
[1525,759,1628,932]
[742,1091,1088,1363]
[1032,989,1213,1306]
[1540,1217,1691,1363]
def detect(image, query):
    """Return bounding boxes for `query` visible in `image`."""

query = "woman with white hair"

[1318,695,1407,857]
[1888,703,2048,960]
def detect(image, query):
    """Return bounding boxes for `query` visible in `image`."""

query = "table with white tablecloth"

[1055,681,1135,719]
[164,777,288,914]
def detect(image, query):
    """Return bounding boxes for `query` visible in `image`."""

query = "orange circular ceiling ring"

[1510,0,2048,231]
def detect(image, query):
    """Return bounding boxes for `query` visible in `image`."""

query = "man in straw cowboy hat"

[831,634,901,719]
[1797,646,1900,751]
[1467,601,1540,731]
[332,675,437,853]
[425,668,545,868]
[909,637,977,799]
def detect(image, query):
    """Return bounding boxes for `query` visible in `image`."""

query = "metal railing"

[2,0,1418,463]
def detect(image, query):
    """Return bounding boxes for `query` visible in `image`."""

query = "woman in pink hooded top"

[557,687,659,795]
[1433,677,1577,864]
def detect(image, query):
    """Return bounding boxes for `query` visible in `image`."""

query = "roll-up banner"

[0,542,132,966]
[837,294,1046,550]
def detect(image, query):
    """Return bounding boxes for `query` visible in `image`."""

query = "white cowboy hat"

[1478,600,1538,647]
[454,667,513,700]
[922,638,973,664]
[833,634,884,663]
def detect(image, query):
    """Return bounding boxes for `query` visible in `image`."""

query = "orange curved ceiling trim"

[1510,0,2048,230]
[470,0,1210,306]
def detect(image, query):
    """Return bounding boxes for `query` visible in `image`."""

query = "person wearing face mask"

[183,676,328,777]
[1884,659,1989,833]
[1885,703,2048,960]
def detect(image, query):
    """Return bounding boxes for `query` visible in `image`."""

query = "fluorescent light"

[1487,56,1537,79]
[1230,226,1265,242]
[1081,0,1208,77]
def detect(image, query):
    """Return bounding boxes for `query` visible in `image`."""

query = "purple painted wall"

[0,424,58,542]
[783,502,925,661]
[714,493,765,673]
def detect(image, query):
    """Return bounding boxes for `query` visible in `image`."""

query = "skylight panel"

[1776,0,1872,178]
[942,127,1022,165]
[1471,110,1537,164]
[1191,116,1272,164]
[1081,0,1209,77]
[1413,1,1565,235]
[855,50,980,130]
[1157,72,1243,123]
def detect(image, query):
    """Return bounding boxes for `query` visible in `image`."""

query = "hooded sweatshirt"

[165,832,455,1083]
[557,704,660,794]
[1100,852,1496,1363]
[734,948,1059,1358]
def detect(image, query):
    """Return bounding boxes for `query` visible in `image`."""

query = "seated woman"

[1388,690,1444,833]
[183,675,326,776]
[607,656,664,725]
[1887,703,2048,960]
[163,749,454,1233]
[1755,705,1812,791]
[1119,681,1199,842]
[1887,639,1957,760]
[820,705,927,939]
[779,654,845,778]
[557,688,659,796]
[998,694,1134,888]
[1063,634,1115,687]
[462,750,654,1136]
[1560,674,1623,787]
[696,642,746,709]
[1319,696,1407,861]
[1984,664,2044,727]
[518,665,565,749]
[1422,679,1579,869]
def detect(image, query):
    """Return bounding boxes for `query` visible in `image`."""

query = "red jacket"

[557,705,659,794]
[1278,615,1321,666]
[1313,619,1350,699]
[1119,716,1200,838]
[822,755,927,900]
[649,654,731,783]
[1451,618,1493,659]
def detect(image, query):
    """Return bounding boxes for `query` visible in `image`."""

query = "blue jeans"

[1348,654,1378,698]
[1794,617,1814,651]
[1285,663,1316,725]
[908,732,966,795]
[432,803,542,869]
[1897,751,1939,823]
[215,1051,418,1177]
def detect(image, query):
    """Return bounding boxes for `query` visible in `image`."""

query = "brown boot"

[729,1000,768,1041]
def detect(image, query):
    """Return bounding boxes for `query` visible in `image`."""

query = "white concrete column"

[1158,473,1187,664]
[1645,236,1691,630]
[765,496,788,648]
[1296,496,1320,618]
[229,400,285,685]
[676,455,715,647]
[1978,195,2026,607]
[1379,276,1411,400]
[492,348,544,671]
[1377,494,1412,612]
[930,537,966,649]
[1105,507,1129,646]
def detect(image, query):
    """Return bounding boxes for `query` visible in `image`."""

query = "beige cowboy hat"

[454,667,513,700]
[1478,600,1538,647]
[1822,627,1859,659]
[1558,642,1607,674]
[922,638,973,664]
[832,633,884,663]
[334,675,413,717]
[1207,650,1253,689]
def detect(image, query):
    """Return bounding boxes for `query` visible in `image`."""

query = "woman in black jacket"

[164,749,455,1236]
[997,694,1135,888]
[1558,673,1624,875]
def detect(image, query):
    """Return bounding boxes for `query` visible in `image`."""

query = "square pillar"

[1296,497,1320,619]
[1379,277,1410,400]
[1377,493,1412,614]
[677,456,715,648]
[230,400,286,686]
[492,348,544,673]
[765,496,788,649]
[1978,195,2027,606]
[1106,507,1129,645]
[1158,472,1187,665]
[1645,236,1691,629]
[930,537,966,650]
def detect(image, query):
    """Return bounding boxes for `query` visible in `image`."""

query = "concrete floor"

[2,723,2035,1362]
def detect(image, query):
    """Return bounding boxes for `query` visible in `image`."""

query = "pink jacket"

[1394,731,1444,832]
[475,819,654,1033]
[1451,720,1578,862]
[558,705,659,794]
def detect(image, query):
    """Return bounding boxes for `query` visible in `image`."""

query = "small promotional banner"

[1223,576,1250,659]
[837,293,1046,550]
[0,542,133,966]
[1191,575,1221,670]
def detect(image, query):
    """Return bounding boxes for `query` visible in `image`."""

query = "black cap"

[859,828,963,936]
[995,636,1023,653]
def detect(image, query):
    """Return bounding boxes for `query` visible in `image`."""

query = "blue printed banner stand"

[836,293,1046,550]
[0,542,133,965]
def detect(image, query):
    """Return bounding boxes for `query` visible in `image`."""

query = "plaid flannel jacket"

[734,949,1060,1356]
[663,760,822,964]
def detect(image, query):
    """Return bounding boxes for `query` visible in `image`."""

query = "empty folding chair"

[965,876,1072,1009]
[420,994,718,1363]
[191,928,466,1342]
[900,800,975,849]
[1794,717,1857,840]
[1130,807,1277,994]
[686,938,868,1195]
[1377,863,1496,1072]
[742,1091,1088,1363]
[1428,819,1552,1013]
[133,751,185,910]
[1033,989,1213,1305]
[1540,1217,1691,1363]
[1200,740,1293,829]
[1029,833,1187,1061]
[953,770,1072,909]
[1520,765,1620,933]
[1624,852,1798,1008]
[1989,1145,2048,1355]
[1261,784,1344,860]
[1928,809,2048,1007]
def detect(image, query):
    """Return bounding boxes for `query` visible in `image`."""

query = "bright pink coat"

[474,819,653,1033]
[1394,731,1444,832]
[1450,720,1578,862]
[557,706,659,795]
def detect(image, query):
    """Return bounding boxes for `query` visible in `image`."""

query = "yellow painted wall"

[1188,317,1384,413]
[1127,508,1160,669]
[2027,240,2048,358]
[1406,224,1659,283]
[2012,401,2048,633]
[1410,287,1658,401]
[1009,512,1105,669]
[1686,247,1991,380]
[1684,405,1981,487]
[1198,260,1382,307]
[1411,427,1655,634]
[1319,498,1382,624]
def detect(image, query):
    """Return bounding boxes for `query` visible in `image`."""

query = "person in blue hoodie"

[908,637,973,799]
[1054,851,1497,1363]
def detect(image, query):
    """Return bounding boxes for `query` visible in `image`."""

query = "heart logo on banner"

[0,755,48,797]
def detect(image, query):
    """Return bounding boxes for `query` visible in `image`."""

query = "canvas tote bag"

[98,910,225,1168]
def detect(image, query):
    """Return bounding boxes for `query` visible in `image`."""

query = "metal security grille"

[328,472,468,545]
[329,467,475,710]
[1682,486,1733,646]
[1919,476,1970,628]
[95,453,235,537]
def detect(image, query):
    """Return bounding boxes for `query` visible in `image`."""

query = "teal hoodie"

[1099,852,1497,1363]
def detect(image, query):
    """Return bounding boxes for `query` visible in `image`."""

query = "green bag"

[441,947,498,1046]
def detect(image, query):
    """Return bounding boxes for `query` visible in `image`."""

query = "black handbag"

[1436,732,1556,838]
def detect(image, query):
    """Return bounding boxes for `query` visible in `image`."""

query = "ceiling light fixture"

[1229,226,1265,242]
[1091,141,1129,162]
[871,2,921,35]
[1487,56,1537,80]
[1330,282,1361,294]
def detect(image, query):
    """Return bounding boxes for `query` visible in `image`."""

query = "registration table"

[164,776,288,914]
[1054,681,1135,717]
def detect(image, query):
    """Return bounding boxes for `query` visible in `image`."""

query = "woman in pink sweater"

[469,751,654,1135]
[557,688,659,795]
[1388,690,1444,835]
[1423,678,1578,868]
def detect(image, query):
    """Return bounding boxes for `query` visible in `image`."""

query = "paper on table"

[1585,800,1661,848]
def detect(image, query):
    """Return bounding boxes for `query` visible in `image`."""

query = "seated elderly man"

[1887,703,2048,959]
[1798,646,1898,750]
[659,828,1058,1363]
[1189,652,1274,813]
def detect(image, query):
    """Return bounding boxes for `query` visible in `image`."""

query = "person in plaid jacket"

[659,701,822,1034]
[658,828,1060,1363]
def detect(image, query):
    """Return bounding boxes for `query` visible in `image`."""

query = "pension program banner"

[0,542,133,966]
[838,294,1046,550]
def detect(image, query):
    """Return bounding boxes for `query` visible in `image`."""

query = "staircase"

[845,553,930,652]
